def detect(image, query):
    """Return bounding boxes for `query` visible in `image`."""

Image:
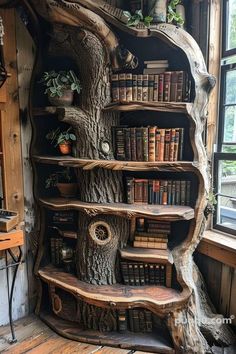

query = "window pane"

[225,70,236,104]
[223,106,236,142]
[226,0,236,51]
[217,160,236,231]
[222,145,236,153]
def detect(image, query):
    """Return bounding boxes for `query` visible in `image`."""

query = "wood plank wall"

[0,8,28,326]
[195,253,236,327]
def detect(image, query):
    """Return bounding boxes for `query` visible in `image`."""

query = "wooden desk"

[0,228,24,343]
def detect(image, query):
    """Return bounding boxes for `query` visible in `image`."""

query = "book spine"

[162,180,168,205]
[175,181,181,205]
[167,180,172,205]
[111,74,119,102]
[121,262,129,285]
[153,74,159,101]
[176,71,184,102]
[149,264,155,284]
[126,73,133,101]
[169,128,175,162]
[153,180,160,204]
[115,127,126,160]
[137,74,143,101]
[171,180,176,205]
[148,74,154,101]
[186,180,191,206]
[148,179,154,204]
[132,309,140,332]
[118,310,127,333]
[139,264,145,286]
[164,128,171,161]
[170,71,178,102]
[126,177,134,204]
[178,128,184,160]
[134,179,143,203]
[164,71,171,102]
[180,180,186,205]
[143,179,148,204]
[119,73,126,101]
[128,263,135,286]
[158,73,164,101]
[154,264,160,285]
[130,127,137,161]
[142,127,149,162]
[136,218,145,232]
[124,128,131,161]
[159,129,165,161]
[132,74,138,101]
[174,128,180,161]
[148,126,156,162]
[145,310,153,333]
[142,74,149,101]
[136,127,143,161]
[155,129,161,161]
[144,263,149,284]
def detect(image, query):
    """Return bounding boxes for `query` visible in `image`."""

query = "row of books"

[126,178,191,205]
[111,71,191,103]
[136,218,171,233]
[113,126,184,161]
[121,261,166,286]
[118,309,152,333]
[50,237,63,266]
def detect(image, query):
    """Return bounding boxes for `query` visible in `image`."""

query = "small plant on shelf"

[123,9,153,28]
[45,168,77,198]
[39,70,82,106]
[46,127,76,155]
[167,0,185,26]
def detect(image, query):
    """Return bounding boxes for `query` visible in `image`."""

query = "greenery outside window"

[214,0,236,235]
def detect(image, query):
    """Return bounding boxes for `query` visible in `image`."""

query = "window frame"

[213,0,236,235]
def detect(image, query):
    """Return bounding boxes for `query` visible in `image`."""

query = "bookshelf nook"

[29,0,234,353]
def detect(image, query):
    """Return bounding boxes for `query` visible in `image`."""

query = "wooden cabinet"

[29,1,223,353]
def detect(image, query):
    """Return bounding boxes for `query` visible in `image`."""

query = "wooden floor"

[0,315,156,354]
[0,315,235,354]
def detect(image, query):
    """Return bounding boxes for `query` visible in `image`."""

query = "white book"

[143,68,166,74]
[144,60,168,65]
[146,63,169,69]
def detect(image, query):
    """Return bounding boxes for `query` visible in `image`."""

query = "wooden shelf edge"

[0,229,24,251]
[120,247,174,264]
[38,198,195,221]
[32,155,199,172]
[38,266,190,314]
[40,311,175,354]
[103,101,193,114]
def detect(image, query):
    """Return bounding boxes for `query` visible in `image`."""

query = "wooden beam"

[0,9,24,220]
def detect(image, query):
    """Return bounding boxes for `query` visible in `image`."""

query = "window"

[214,0,236,235]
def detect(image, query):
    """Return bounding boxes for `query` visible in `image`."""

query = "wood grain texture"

[40,312,175,354]
[39,197,195,221]
[0,229,24,251]
[33,155,199,172]
[38,265,190,314]
[120,247,173,265]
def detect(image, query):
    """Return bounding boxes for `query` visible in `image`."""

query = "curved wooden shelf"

[120,247,173,265]
[39,198,195,221]
[33,155,198,172]
[40,312,175,354]
[38,266,190,314]
[103,101,193,115]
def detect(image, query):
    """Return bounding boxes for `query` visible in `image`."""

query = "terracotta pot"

[59,142,72,155]
[57,183,78,198]
[48,89,74,107]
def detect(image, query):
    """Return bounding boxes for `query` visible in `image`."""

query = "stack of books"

[133,218,170,249]
[121,260,166,286]
[143,60,169,74]
[50,237,63,266]
[118,308,153,333]
[126,178,191,205]
[113,126,184,161]
[52,211,75,224]
[111,71,191,102]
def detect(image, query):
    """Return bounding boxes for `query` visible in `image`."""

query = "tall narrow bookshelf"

[30,1,218,353]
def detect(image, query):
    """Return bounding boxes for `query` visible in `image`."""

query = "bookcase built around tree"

[28,1,236,353]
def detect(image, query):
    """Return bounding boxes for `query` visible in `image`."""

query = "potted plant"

[45,168,78,198]
[39,70,82,106]
[46,127,76,155]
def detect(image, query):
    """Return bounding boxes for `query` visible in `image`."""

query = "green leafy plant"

[45,168,73,189]
[39,70,82,98]
[46,127,76,147]
[167,0,185,26]
[123,9,153,28]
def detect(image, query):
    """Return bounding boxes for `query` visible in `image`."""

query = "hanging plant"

[123,9,153,28]
[167,0,185,26]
